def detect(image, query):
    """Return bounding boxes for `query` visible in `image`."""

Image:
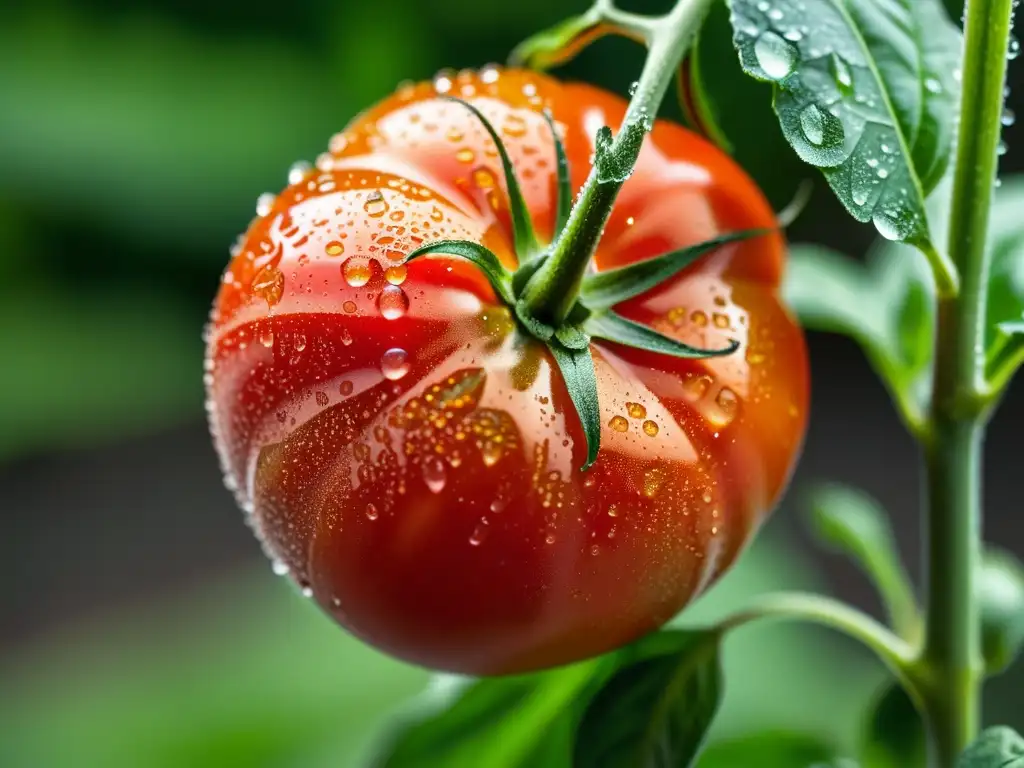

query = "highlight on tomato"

[204,65,809,675]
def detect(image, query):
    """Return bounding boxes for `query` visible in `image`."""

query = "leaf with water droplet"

[982,178,1024,392]
[729,0,962,259]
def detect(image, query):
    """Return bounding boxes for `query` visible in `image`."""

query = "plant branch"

[518,0,715,326]
[718,591,916,678]
[921,0,1016,763]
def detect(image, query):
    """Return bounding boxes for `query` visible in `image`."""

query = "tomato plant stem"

[519,0,714,326]
[921,0,1016,762]
[718,591,915,676]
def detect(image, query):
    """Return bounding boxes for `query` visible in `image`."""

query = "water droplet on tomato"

[288,160,311,185]
[385,264,407,285]
[469,521,490,546]
[626,402,646,419]
[325,240,345,256]
[482,440,503,467]
[341,328,354,346]
[545,532,557,545]
[293,332,307,352]
[682,373,712,401]
[259,327,274,348]
[456,148,476,164]
[251,264,284,307]
[607,505,618,517]
[256,192,277,217]
[609,415,629,432]
[378,285,409,319]
[364,191,389,217]
[691,310,708,327]
[366,503,379,520]
[343,300,358,313]
[423,457,447,493]
[642,420,659,436]
[342,256,373,287]
[709,387,739,427]
[502,113,527,138]
[381,347,410,380]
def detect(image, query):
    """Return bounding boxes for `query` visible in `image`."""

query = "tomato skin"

[205,68,808,674]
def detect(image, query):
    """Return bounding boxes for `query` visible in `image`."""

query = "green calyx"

[404,98,765,470]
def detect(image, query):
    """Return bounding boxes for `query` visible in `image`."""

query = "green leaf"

[575,631,722,768]
[697,732,839,767]
[404,240,515,304]
[983,178,1024,390]
[547,340,601,470]
[586,311,740,359]
[541,109,572,236]
[958,727,1024,767]
[806,484,918,638]
[372,666,596,767]
[580,230,768,310]
[979,549,1024,675]
[443,98,539,259]
[784,243,935,431]
[728,0,961,251]
[862,683,926,768]
[678,34,734,154]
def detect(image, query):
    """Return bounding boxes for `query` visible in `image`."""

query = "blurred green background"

[0,0,1021,765]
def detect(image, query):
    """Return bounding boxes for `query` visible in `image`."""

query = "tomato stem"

[518,0,716,327]
[919,0,1016,762]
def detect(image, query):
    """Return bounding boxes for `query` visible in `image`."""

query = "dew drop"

[626,402,647,419]
[709,387,739,427]
[315,390,329,407]
[271,560,290,576]
[469,521,490,546]
[607,505,619,518]
[378,285,409,319]
[924,77,942,94]
[1002,107,1016,127]
[502,113,527,138]
[682,373,712,401]
[366,503,379,521]
[642,420,659,437]
[691,310,708,327]
[301,586,314,598]
[482,440,503,467]
[288,160,311,185]
[251,264,284,306]
[423,457,447,493]
[326,240,345,256]
[799,104,827,146]
[545,532,557,545]
[364,191,389,217]
[628,80,639,95]
[342,256,373,287]
[385,264,408,285]
[340,380,354,395]
[381,347,410,380]
[609,415,629,432]
[830,54,853,93]
[293,332,307,352]
[259,327,274,348]
[341,328,354,346]
[1009,37,1020,61]
[754,31,797,80]
[456,148,476,164]
[872,209,914,241]
[343,300,358,313]
[256,192,277,217]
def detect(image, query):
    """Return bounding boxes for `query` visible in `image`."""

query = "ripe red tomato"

[205,67,808,675]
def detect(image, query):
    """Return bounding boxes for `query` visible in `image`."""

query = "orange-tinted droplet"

[626,402,647,419]
[642,420,659,436]
[609,415,629,432]
[251,265,284,307]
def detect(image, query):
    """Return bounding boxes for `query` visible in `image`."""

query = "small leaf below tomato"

[579,230,768,310]
[958,727,1024,767]
[546,340,600,470]
[574,630,722,768]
